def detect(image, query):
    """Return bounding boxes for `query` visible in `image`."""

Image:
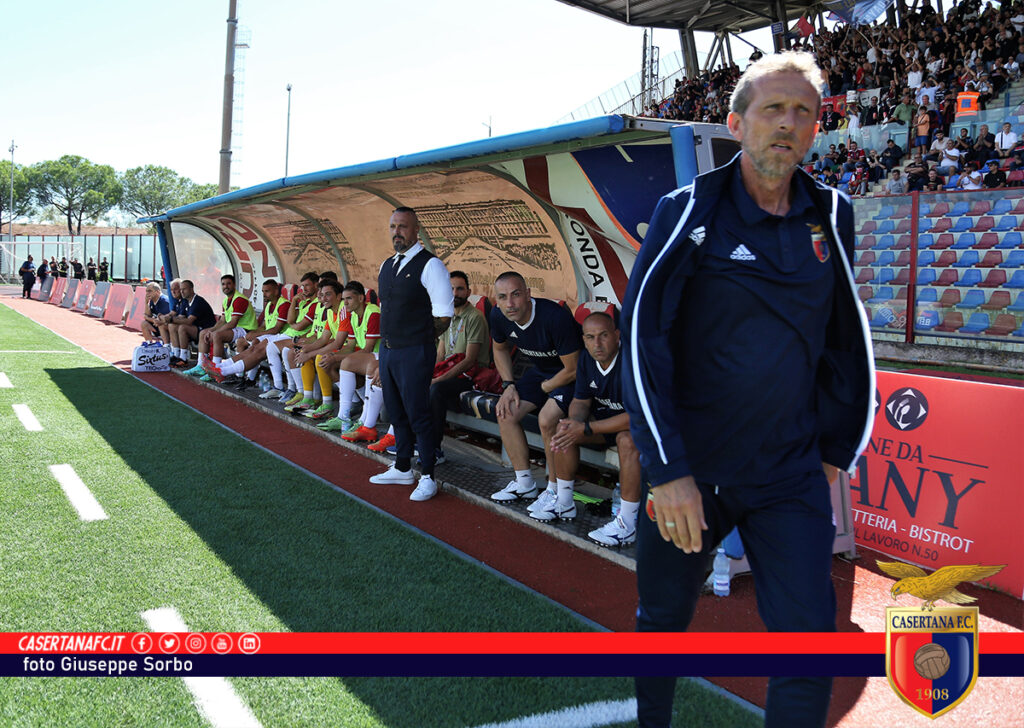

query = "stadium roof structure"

[554,0,821,34]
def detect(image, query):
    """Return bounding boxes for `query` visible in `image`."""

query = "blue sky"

[1,1,768,194]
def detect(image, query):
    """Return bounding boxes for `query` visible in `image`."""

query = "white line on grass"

[0,372,11,388]
[12,404,42,431]
[141,607,261,728]
[0,349,77,354]
[468,699,637,728]
[48,464,108,522]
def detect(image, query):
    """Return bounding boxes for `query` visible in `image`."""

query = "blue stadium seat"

[869,308,895,327]
[874,234,896,250]
[917,218,933,233]
[949,201,971,217]
[954,250,979,267]
[917,287,938,303]
[1009,293,1024,311]
[952,233,976,249]
[992,199,1014,216]
[996,232,1022,249]
[992,216,1018,232]
[1013,323,1024,337]
[915,309,940,330]
[1000,250,1024,268]
[868,286,894,303]
[958,312,991,334]
[955,269,982,287]
[918,250,936,266]
[949,217,974,234]
[917,268,937,285]
[918,234,935,249]
[1006,270,1024,288]
[875,220,896,235]
[877,251,896,267]
[943,175,960,190]
[874,205,895,220]
[877,268,895,284]
[955,290,985,308]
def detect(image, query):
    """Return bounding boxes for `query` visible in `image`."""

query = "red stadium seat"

[856,235,876,250]
[936,269,959,286]
[1007,171,1024,188]
[858,285,873,301]
[932,233,955,249]
[893,218,912,234]
[970,216,994,232]
[938,289,961,307]
[855,268,875,284]
[932,250,957,267]
[893,204,912,219]
[858,220,877,235]
[364,288,379,305]
[974,232,999,249]
[574,300,619,326]
[926,202,949,218]
[978,269,1007,288]
[934,311,964,332]
[894,251,911,267]
[985,314,1019,336]
[981,291,1011,310]
[891,268,911,285]
[969,200,991,216]
[894,235,912,250]
[930,218,953,234]
[978,251,1004,268]
[856,251,876,266]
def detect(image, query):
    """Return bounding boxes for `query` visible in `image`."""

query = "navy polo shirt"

[490,298,581,376]
[171,296,187,317]
[184,295,217,330]
[674,164,835,486]
[574,352,624,420]
[149,294,171,317]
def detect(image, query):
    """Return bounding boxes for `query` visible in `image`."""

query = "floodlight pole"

[218,0,238,195]
[482,116,492,137]
[285,84,292,177]
[7,140,14,242]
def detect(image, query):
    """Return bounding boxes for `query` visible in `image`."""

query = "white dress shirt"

[381,241,454,319]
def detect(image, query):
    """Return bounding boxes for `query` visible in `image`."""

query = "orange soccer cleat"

[366,432,395,452]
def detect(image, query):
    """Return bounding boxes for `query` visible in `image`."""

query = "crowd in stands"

[137,263,637,545]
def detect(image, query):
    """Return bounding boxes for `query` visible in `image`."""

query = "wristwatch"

[502,381,515,390]
[583,422,593,436]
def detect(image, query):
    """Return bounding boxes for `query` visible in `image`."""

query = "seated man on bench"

[489,271,582,514]
[545,311,641,545]
[140,282,171,343]
[186,274,257,381]
[266,271,320,402]
[287,278,350,416]
[167,279,217,367]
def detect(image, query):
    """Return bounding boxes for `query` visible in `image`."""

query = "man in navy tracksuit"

[621,53,875,728]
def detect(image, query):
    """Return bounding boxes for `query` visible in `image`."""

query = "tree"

[32,155,122,235]
[183,182,220,205]
[0,160,35,236]
[119,165,191,220]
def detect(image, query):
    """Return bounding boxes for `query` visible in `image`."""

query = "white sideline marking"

[0,372,11,388]
[13,404,42,431]
[468,698,637,728]
[141,607,261,728]
[0,349,77,354]
[49,464,108,522]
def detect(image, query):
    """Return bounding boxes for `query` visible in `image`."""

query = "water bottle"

[259,373,269,392]
[712,547,731,597]
[611,483,621,516]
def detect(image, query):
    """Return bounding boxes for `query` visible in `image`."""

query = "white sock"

[199,353,208,366]
[556,478,574,504]
[337,370,357,419]
[290,368,302,392]
[387,424,395,436]
[546,481,557,495]
[515,469,533,487]
[246,368,257,381]
[303,389,314,399]
[267,345,284,389]
[213,356,222,365]
[362,383,383,428]
[220,359,244,376]
[619,499,640,528]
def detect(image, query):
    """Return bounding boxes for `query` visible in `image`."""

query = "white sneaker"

[588,516,637,547]
[410,475,438,501]
[530,498,577,522]
[369,465,416,485]
[259,388,285,399]
[527,488,556,513]
[490,479,538,502]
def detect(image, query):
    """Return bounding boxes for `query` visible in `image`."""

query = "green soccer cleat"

[282,392,305,407]
[284,397,316,413]
[303,402,335,419]
[184,365,205,376]
[317,416,354,432]
[199,373,214,382]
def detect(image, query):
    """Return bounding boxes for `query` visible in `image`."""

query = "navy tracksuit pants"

[635,470,837,728]
[379,341,437,476]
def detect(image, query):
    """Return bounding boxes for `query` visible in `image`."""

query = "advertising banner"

[48,277,67,306]
[103,283,133,324]
[72,280,94,311]
[87,282,111,317]
[59,279,80,308]
[37,276,54,302]
[849,371,1023,598]
[123,286,148,331]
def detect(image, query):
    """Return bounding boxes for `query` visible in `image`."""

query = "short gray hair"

[730,51,825,117]
[145,281,162,293]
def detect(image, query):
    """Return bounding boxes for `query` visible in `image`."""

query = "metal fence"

[0,235,161,283]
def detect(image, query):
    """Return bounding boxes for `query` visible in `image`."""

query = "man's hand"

[649,476,707,553]
[822,462,839,486]
[551,418,585,452]
[496,384,519,420]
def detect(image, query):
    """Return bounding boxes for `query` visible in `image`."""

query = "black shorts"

[594,408,625,446]
[516,367,574,413]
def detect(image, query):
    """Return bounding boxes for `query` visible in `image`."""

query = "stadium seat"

[917,287,938,303]
[930,218,953,234]
[932,250,956,267]
[932,230,954,247]
[949,217,974,234]
[918,234,935,249]
[891,268,911,285]
[955,269,982,287]
[985,313,1019,336]
[955,290,985,309]
[958,312,991,334]
[873,205,894,220]
[995,232,1022,249]
[1007,170,1024,187]
[978,251,1004,268]
[916,218,933,233]
[979,269,1008,288]
[893,204,911,219]
[874,234,896,250]
[969,200,991,216]
[936,269,959,286]
[969,216,994,233]
[1013,324,1024,337]
[1009,292,1024,311]
[857,220,877,235]
[938,289,961,307]
[952,233,976,249]
[1006,270,1024,288]
[915,309,940,330]
[858,285,874,302]
[974,232,999,249]
[917,268,937,286]
[893,218,912,234]
[894,251,911,267]
[894,234,912,249]
[953,250,979,268]
[856,251,876,266]
[992,199,1013,216]
[574,300,619,326]
[925,202,949,218]
[855,268,875,284]
[877,268,895,284]
[856,234,875,250]
[934,311,964,332]
[950,203,972,219]
[1000,250,1024,268]
[869,308,895,328]
[981,291,1011,310]
[892,287,908,303]
[868,286,894,304]
[877,251,895,267]
[992,216,1018,232]
[875,220,895,235]
[943,175,960,190]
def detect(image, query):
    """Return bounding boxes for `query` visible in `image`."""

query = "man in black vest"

[370,207,454,501]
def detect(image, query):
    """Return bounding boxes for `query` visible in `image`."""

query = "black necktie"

[393,253,404,273]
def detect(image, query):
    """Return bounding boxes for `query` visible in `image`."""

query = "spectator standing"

[369,207,454,502]
[57,257,68,278]
[913,103,932,153]
[819,103,840,132]
[86,258,97,281]
[98,258,109,282]
[995,122,1018,158]
[36,258,49,289]
[862,96,881,126]
[71,259,84,280]
[18,255,35,299]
